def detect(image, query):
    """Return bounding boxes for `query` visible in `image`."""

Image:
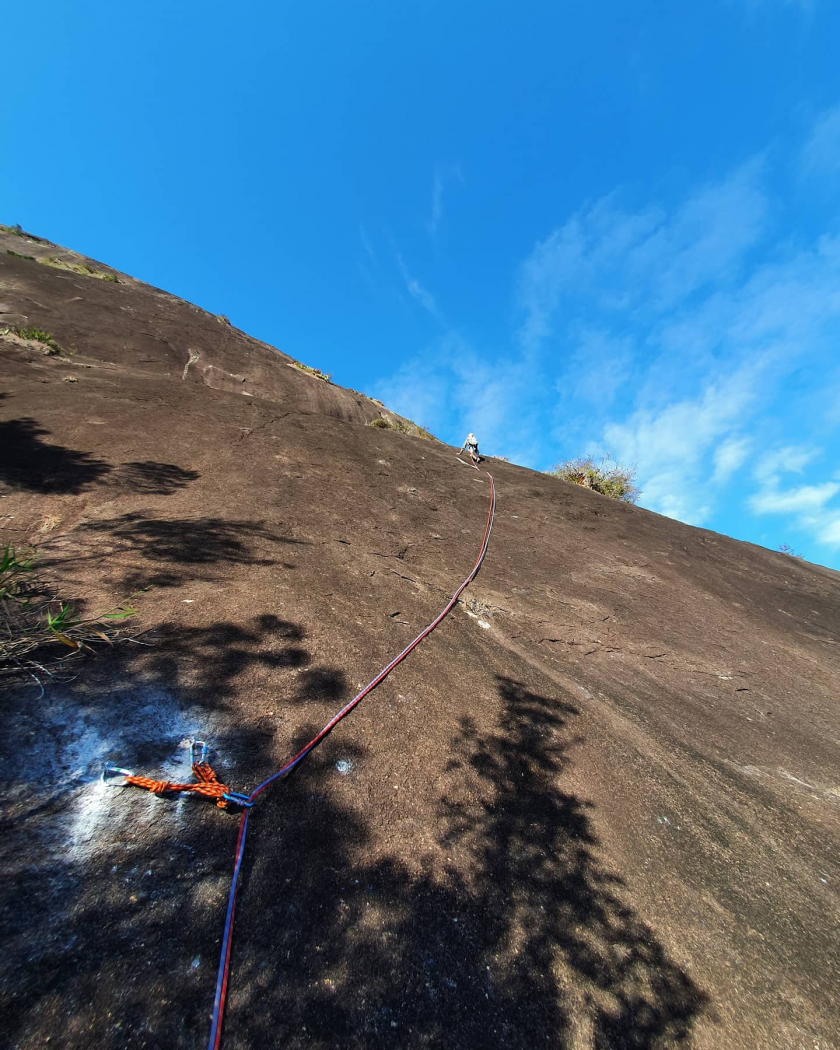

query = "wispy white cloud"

[816,513,840,546]
[632,159,768,309]
[593,234,840,523]
[749,481,840,514]
[600,361,768,524]
[713,436,753,484]
[800,102,840,177]
[563,327,635,407]
[374,332,543,463]
[747,444,840,546]
[374,345,455,435]
[429,173,444,238]
[426,163,464,237]
[524,139,840,534]
[753,444,820,482]
[395,252,445,323]
[516,158,768,353]
[359,224,378,265]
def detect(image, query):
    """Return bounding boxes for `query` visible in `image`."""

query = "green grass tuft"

[39,255,120,282]
[369,417,408,432]
[18,326,53,343]
[291,361,332,382]
[17,327,61,354]
[0,543,135,686]
[369,416,437,439]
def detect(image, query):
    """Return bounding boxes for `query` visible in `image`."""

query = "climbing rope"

[107,462,496,1050]
[208,466,495,1048]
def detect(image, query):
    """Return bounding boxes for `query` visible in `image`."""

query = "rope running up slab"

[208,465,495,1047]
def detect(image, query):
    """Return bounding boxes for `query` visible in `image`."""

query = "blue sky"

[3,1,840,567]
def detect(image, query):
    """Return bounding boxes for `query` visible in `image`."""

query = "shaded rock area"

[1,229,839,1050]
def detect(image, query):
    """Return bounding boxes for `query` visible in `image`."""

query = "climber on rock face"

[459,432,481,464]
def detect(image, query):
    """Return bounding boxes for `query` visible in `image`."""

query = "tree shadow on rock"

[43,513,306,590]
[78,513,289,566]
[226,676,707,1049]
[112,461,201,495]
[437,677,707,1048]
[0,663,709,1049]
[294,666,349,704]
[144,615,311,699]
[0,417,112,494]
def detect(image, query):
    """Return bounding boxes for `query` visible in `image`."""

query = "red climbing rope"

[208,466,496,1048]
[109,461,497,1050]
[207,465,495,1048]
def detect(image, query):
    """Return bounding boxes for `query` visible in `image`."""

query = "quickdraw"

[102,740,254,810]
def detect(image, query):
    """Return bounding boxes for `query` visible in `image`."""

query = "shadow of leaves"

[223,676,707,1049]
[39,514,307,591]
[0,417,112,494]
[112,461,201,495]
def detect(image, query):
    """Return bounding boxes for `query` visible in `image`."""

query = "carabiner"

[102,763,135,787]
[190,739,209,765]
[222,791,255,808]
